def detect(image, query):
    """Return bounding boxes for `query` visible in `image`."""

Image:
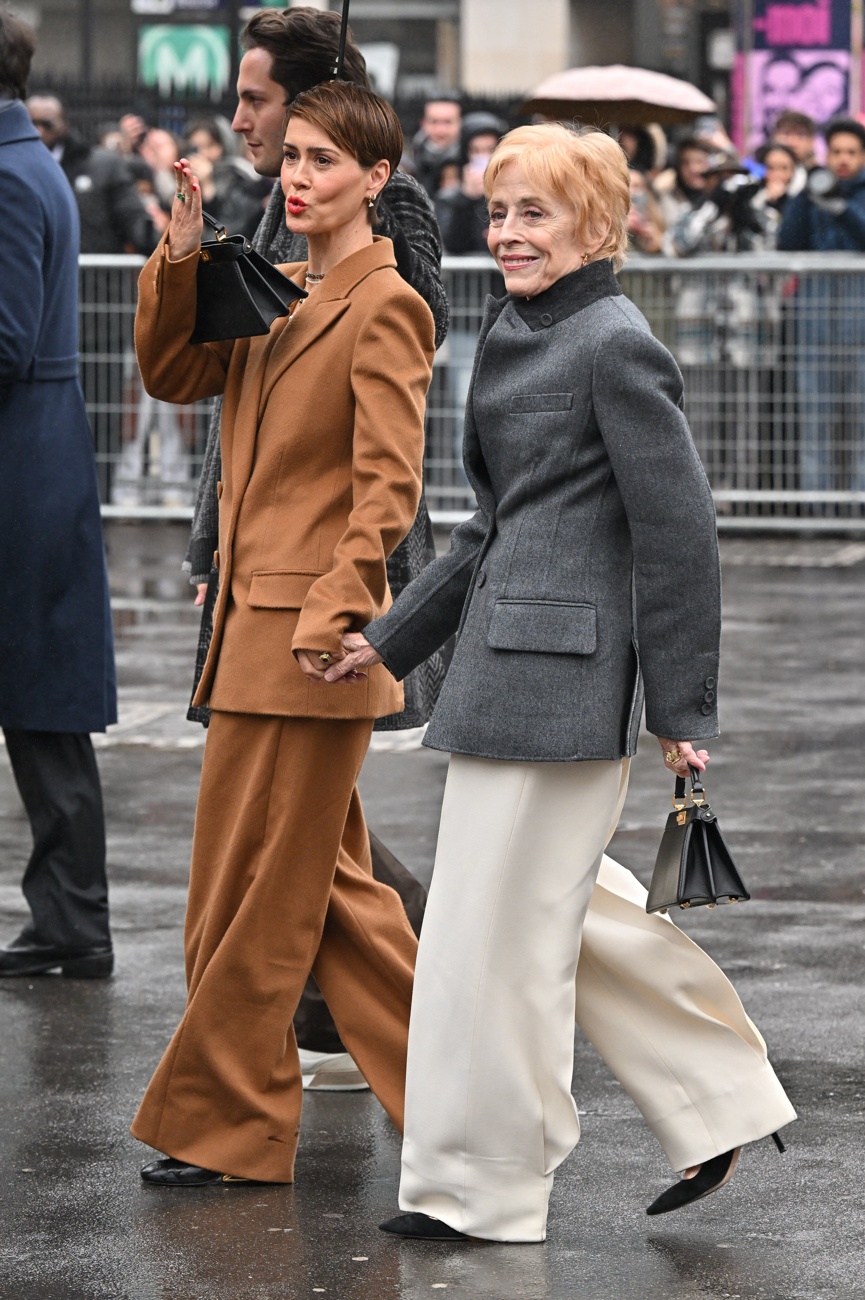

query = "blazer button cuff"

[700,703,713,715]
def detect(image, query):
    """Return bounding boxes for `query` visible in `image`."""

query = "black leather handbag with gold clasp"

[646,766,750,915]
[189,210,307,345]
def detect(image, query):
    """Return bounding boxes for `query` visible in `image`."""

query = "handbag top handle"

[674,765,707,807]
[330,0,352,80]
[201,209,229,242]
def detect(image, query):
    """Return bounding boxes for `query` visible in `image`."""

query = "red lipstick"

[287,196,307,215]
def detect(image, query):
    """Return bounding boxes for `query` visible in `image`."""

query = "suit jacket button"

[540,312,553,327]
[705,676,716,688]
[476,569,487,588]
[704,689,715,702]
[700,703,713,715]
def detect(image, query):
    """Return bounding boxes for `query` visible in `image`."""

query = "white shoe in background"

[298,1048,370,1092]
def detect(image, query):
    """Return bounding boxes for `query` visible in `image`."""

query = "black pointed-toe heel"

[646,1131,786,1217]
[379,1212,470,1241]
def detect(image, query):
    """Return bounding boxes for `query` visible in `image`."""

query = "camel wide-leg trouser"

[131,711,417,1182]
[399,754,795,1243]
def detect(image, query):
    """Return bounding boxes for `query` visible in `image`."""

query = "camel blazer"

[135,235,434,719]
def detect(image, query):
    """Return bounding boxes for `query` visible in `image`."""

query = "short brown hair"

[0,9,36,100]
[286,81,403,221]
[773,109,816,136]
[242,6,370,103]
[485,123,630,270]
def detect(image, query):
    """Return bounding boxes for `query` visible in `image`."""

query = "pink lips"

[287,196,307,214]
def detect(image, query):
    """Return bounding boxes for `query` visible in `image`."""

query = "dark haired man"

[779,118,865,492]
[184,5,448,1093]
[0,11,117,979]
[771,108,818,174]
[411,93,462,198]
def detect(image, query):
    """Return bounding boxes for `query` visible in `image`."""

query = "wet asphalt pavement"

[1,524,864,1300]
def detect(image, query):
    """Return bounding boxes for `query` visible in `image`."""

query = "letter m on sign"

[138,25,231,101]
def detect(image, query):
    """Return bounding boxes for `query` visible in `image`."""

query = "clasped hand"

[296,634,382,685]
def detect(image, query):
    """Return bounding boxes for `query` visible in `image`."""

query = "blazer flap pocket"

[509,392,574,413]
[248,570,324,609]
[488,600,597,655]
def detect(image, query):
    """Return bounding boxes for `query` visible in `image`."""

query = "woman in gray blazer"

[325,124,794,1243]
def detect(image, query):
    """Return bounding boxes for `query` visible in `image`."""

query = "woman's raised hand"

[658,738,710,776]
[322,632,383,684]
[166,158,204,261]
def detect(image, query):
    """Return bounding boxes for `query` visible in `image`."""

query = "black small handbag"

[189,210,307,345]
[646,766,750,914]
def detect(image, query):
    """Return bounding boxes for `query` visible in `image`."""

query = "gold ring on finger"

[664,749,681,764]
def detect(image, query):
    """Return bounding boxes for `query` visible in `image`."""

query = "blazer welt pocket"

[487,600,597,655]
[248,570,324,609]
[509,392,574,413]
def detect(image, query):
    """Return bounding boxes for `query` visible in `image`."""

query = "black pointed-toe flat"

[646,1148,740,1216]
[379,1212,470,1240]
[140,1157,262,1187]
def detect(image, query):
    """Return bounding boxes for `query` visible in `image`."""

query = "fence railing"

[81,252,865,532]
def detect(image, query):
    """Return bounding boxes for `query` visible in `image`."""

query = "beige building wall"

[461,0,571,95]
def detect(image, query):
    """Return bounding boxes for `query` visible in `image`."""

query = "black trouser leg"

[293,831,426,1053]
[2,730,110,949]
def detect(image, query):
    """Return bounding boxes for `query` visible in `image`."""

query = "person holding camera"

[778,118,865,493]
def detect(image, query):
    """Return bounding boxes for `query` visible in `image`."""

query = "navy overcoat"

[0,100,116,733]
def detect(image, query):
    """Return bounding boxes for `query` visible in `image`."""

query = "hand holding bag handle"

[189,210,307,345]
[646,765,750,914]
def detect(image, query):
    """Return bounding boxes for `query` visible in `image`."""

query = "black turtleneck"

[509,258,622,332]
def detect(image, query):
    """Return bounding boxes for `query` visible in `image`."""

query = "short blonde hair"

[484,124,630,270]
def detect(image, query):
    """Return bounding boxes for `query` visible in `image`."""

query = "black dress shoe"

[379,1212,470,1240]
[646,1148,740,1215]
[0,938,113,979]
[140,1158,264,1187]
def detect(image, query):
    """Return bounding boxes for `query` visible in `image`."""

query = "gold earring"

[582,251,590,266]
[368,194,376,210]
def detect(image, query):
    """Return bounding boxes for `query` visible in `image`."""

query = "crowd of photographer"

[404,93,865,261]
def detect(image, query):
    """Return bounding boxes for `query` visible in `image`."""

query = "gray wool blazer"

[365,260,721,762]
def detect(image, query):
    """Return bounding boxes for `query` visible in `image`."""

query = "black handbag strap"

[201,209,227,240]
[674,765,706,804]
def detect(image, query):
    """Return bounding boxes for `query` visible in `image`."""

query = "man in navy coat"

[0,12,117,978]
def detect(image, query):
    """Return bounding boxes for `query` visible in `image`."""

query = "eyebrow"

[282,142,341,156]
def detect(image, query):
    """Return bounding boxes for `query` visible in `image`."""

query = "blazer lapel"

[257,293,349,417]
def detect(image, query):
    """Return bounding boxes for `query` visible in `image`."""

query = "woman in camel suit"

[130,82,435,1187]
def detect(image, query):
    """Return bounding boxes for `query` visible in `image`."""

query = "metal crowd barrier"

[80,252,865,532]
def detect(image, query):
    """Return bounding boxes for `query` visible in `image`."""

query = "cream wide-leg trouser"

[399,754,795,1243]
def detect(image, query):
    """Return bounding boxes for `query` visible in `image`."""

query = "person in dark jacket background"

[435,111,506,255]
[26,93,156,255]
[778,117,865,491]
[0,13,117,979]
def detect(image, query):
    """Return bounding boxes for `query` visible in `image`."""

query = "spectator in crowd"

[770,108,818,179]
[184,118,266,241]
[26,93,156,254]
[778,117,865,493]
[435,111,506,254]
[0,12,117,980]
[654,136,712,232]
[627,168,666,254]
[618,123,666,178]
[139,126,181,212]
[750,142,798,246]
[410,92,461,198]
